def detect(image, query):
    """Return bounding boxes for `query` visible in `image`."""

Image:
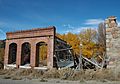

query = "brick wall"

[4,26,56,69]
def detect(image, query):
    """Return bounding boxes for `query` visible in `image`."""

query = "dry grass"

[11,76,22,80]
[39,78,48,82]
[3,75,11,79]
[42,68,60,78]
[0,69,8,75]
[0,67,120,81]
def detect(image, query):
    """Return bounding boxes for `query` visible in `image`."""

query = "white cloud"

[63,24,74,29]
[0,21,7,39]
[0,29,4,33]
[84,19,104,25]
[65,26,97,34]
[0,29,6,40]
[63,18,104,34]
[117,21,120,26]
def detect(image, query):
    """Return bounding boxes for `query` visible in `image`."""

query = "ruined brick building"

[4,26,74,69]
[4,16,120,70]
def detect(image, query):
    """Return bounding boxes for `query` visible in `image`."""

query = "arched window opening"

[8,43,17,64]
[36,42,47,67]
[21,42,31,66]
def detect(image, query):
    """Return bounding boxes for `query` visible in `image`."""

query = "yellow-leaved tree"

[56,32,80,55]
[57,28,97,58]
[79,28,97,58]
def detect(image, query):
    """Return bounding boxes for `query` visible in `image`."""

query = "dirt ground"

[0,78,120,84]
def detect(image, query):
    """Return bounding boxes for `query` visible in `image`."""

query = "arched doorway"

[8,43,17,64]
[36,42,48,67]
[21,42,31,65]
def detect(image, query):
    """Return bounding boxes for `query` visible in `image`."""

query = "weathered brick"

[4,26,56,69]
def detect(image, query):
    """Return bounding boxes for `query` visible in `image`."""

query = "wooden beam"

[55,48,72,52]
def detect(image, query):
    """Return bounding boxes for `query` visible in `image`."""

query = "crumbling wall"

[105,16,120,67]
[4,27,55,69]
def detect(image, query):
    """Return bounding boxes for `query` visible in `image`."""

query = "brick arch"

[4,27,55,69]
[9,42,17,46]
[21,41,32,45]
[34,38,48,45]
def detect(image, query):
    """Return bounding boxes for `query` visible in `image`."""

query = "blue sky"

[0,0,120,40]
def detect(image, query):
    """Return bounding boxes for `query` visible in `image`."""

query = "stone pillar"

[30,42,36,68]
[106,28,120,64]
[47,36,54,69]
[16,42,22,68]
[4,40,9,65]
